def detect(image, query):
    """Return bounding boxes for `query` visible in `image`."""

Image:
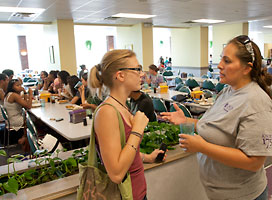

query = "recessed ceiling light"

[263,25,272,28]
[112,13,156,19]
[192,19,225,24]
[0,6,45,13]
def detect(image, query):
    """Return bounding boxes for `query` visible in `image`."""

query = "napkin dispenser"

[69,109,86,124]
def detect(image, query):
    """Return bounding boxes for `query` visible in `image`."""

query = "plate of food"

[65,105,83,110]
[57,99,69,104]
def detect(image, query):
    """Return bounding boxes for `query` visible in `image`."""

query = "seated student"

[57,70,71,99]
[71,73,91,105]
[4,79,32,144]
[144,64,165,87]
[36,71,49,90]
[129,90,157,122]
[66,75,81,103]
[2,69,14,81]
[0,73,9,122]
[47,70,59,93]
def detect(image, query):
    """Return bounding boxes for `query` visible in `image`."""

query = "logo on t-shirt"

[223,103,233,112]
[262,134,272,149]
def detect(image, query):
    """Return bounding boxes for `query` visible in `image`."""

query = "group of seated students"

[0,63,166,146]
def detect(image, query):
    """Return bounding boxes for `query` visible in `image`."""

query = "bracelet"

[126,143,137,152]
[131,131,142,139]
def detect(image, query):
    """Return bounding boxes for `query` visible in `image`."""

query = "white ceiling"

[0,0,272,32]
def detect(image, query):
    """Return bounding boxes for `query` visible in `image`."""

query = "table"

[30,102,92,141]
[148,90,212,110]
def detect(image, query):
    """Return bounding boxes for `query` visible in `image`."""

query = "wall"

[43,21,61,71]
[212,23,248,63]
[116,24,143,67]
[171,26,201,67]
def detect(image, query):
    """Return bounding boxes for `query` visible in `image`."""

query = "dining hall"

[0,0,272,199]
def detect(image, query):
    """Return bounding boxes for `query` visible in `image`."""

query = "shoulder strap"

[88,102,126,167]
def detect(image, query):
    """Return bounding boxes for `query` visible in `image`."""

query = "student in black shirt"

[129,90,156,122]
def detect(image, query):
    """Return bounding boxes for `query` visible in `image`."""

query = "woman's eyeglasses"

[236,35,255,63]
[118,65,143,74]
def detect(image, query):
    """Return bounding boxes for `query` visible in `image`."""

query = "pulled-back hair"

[228,35,272,98]
[90,49,136,91]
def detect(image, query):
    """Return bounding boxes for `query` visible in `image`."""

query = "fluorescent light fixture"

[112,13,156,19]
[0,6,45,13]
[263,25,272,28]
[192,19,225,24]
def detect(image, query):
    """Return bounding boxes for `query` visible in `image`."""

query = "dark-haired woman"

[37,71,49,90]
[162,35,272,200]
[57,70,71,99]
[4,79,32,144]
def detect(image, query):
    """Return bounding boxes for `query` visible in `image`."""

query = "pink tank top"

[95,115,146,200]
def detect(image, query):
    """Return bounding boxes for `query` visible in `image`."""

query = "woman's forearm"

[200,142,265,172]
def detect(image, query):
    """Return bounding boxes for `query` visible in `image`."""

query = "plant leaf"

[3,177,19,194]
[0,150,7,157]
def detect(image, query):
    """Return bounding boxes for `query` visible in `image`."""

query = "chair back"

[163,71,173,76]
[25,112,40,153]
[178,86,191,94]
[152,98,168,112]
[175,77,183,85]
[201,74,208,79]
[0,105,8,121]
[215,82,225,93]
[170,103,192,118]
[202,80,215,90]
[175,83,184,91]
[185,79,199,89]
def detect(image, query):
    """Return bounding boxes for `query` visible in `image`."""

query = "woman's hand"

[78,85,85,94]
[148,149,167,163]
[179,134,207,153]
[130,111,149,134]
[161,103,187,125]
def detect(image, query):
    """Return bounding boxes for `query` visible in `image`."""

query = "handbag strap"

[88,102,126,167]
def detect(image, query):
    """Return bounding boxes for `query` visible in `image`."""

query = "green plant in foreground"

[0,148,88,196]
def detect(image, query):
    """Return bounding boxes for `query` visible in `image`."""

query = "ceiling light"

[263,25,272,28]
[112,13,156,19]
[192,19,225,24]
[0,6,45,13]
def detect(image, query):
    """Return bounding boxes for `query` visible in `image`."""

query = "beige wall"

[171,26,209,67]
[116,23,154,71]
[43,20,77,75]
[264,43,272,58]
[141,24,154,70]
[213,22,248,63]
[57,20,77,75]
[200,27,208,67]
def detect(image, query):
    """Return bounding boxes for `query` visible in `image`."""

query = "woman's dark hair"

[0,73,8,81]
[82,73,88,81]
[267,59,271,66]
[58,70,70,85]
[2,69,14,78]
[6,79,19,96]
[149,64,159,72]
[67,75,80,96]
[229,35,272,98]
[41,71,48,77]
[49,70,58,79]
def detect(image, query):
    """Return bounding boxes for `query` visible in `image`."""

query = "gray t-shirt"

[197,82,272,200]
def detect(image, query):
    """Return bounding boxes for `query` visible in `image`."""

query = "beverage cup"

[40,99,45,107]
[179,122,195,150]
[51,95,55,104]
